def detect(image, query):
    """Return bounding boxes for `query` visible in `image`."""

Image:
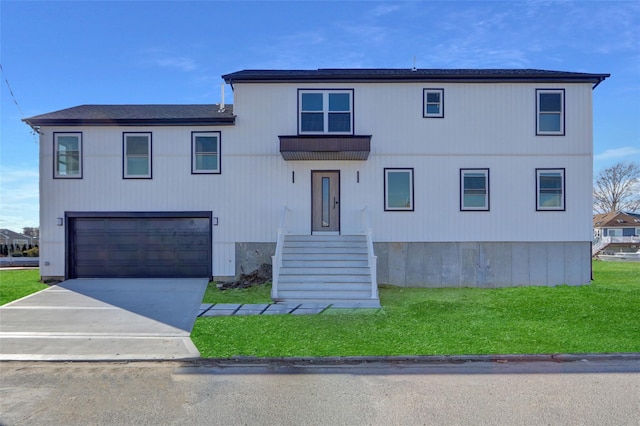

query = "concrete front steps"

[275,234,380,308]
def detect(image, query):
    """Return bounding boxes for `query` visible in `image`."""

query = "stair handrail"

[361,205,378,299]
[272,204,290,300]
[592,236,611,255]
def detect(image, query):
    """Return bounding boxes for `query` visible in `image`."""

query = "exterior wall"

[39,79,595,286]
[374,241,591,287]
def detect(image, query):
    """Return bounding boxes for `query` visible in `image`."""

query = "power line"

[0,63,25,117]
[0,63,41,137]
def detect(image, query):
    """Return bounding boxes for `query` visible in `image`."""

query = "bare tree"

[593,161,640,214]
[22,227,39,238]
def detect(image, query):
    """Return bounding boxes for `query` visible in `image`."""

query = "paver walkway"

[198,302,375,317]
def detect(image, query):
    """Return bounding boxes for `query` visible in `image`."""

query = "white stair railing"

[271,204,290,300]
[361,205,378,299]
[593,235,640,255]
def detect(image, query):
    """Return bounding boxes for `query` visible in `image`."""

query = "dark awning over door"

[67,212,212,279]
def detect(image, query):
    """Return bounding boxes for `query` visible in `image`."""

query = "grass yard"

[192,261,640,357]
[0,269,47,305]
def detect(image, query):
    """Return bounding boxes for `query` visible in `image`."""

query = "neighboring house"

[593,211,640,255]
[24,68,609,303]
[0,229,38,249]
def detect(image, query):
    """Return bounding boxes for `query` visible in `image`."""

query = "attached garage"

[66,212,212,279]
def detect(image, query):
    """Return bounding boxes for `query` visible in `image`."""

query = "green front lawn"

[0,269,47,305]
[192,261,640,357]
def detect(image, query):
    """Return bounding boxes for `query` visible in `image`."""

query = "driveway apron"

[0,278,208,361]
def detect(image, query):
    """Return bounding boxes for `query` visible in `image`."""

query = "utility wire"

[0,63,25,117]
[0,63,41,137]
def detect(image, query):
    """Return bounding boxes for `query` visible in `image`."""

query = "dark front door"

[311,171,340,233]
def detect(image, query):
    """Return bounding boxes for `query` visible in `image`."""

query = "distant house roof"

[593,211,640,228]
[223,68,609,87]
[23,104,235,127]
[0,229,36,244]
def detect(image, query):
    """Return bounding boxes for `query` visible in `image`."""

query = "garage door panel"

[69,214,211,278]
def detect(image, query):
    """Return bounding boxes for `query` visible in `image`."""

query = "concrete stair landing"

[275,235,380,308]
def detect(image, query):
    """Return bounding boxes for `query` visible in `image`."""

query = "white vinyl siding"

[123,133,152,178]
[37,80,595,280]
[192,131,220,174]
[54,133,82,178]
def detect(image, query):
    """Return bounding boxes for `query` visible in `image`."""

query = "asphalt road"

[1,358,639,425]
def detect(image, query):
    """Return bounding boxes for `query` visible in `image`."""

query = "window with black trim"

[536,89,565,135]
[191,131,220,174]
[298,89,353,134]
[384,168,414,211]
[54,132,82,178]
[460,168,489,211]
[536,168,565,211]
[123,132,152,179]
[423,89,444,118]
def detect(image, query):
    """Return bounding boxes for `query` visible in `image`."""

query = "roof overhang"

[223,69,610,88]
[23,117,236,127]
[279,135,371,161]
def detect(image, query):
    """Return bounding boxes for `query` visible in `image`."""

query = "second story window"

[423,89,444,118]
[299,89,353,135]
[54,132,82,178]
[123,132,152,179]
[536,89,565,135]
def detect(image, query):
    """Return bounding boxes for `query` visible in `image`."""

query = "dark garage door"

[68,212,211,278]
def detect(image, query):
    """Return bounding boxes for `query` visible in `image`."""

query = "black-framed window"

[460,168,489,211]
[384,168,414,211]
[191,131,221,174]
[298,89,354,135]
[123,132,152,179]
[536,89,565,135]
[54,132,82,179]
[423,89,444,118]
[536,168,565,211]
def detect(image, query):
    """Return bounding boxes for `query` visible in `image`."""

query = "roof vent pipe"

[218,83,225,112]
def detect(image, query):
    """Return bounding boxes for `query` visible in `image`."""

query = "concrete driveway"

[0,278,208,361]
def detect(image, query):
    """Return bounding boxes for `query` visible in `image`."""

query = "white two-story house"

[25,68,609,307]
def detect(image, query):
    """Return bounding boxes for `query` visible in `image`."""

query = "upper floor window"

[298,89,353,134]
[384,168,414,211]
[460,168,489,211]
[423,89,444,118]
[536,168,565,211]
[123,132,152,179]
[54,132,82,178]
[536,89,565,135]
[192,131,221,174]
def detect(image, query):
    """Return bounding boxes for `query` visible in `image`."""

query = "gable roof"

[593,211,640,228]
[223,68,609,87]
[23,104,235,127]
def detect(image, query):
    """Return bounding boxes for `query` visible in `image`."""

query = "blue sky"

[1,0,639,231]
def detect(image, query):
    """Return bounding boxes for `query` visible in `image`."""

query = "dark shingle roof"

[223,68,609,86]
[24,104,235,126]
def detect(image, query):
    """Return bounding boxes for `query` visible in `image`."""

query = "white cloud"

[0,166,39,231]
[155,57,198,72]
[594,146,640,161]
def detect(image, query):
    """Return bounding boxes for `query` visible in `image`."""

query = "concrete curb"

[190,352,640,367]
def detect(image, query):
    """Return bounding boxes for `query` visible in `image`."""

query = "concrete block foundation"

[374,241,591,288]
